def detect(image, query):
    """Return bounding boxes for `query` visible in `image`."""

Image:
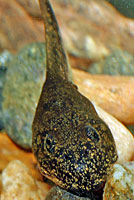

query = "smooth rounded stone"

[103,161,134,199]
[92,103,134,164]
[0,160,51,200]
[0,51,13,130]
[107,0,134,18]
[88,50,134,76]
[73,69,134,124]
[2,43,46,150]
[0,133,43,181]
[45,186,95,200]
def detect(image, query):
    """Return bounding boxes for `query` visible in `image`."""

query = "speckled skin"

[32,0,118,198]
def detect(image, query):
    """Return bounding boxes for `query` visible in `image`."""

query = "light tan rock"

[0,133,42,181]
[73,69,134,125]
[0,160,51,200]
[103,162,134,200]
[93,103,134,164]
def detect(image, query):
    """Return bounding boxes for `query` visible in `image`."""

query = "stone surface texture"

[103,161,134,200]
[93,103,134,164]
[0,160,51,200]
[107,0,134,18]
[127,124,134,136]
[2,43,46,149]
[45,186,93,200]
[88,50,134,76]
[0,51,12,130]
[73,69,134,124]
[0,133,42,181]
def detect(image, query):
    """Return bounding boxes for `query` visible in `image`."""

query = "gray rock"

[126,124,134,136]
[107,0,134,18]
[2,43,46,149]
[45,186,99,200]
[0,50,13,130]
[88,50,134,75]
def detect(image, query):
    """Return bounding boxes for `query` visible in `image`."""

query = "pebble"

[0,160,51,200]
[73,68,134,124]
[0,133,43,181]
[45,186,93,200]
[88,50,134,76]
[0,50,12,131]
[93,103,134,164]
[103,161,134,200]
[2,43,46,149]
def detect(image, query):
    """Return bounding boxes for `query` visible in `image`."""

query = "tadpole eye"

[45,134,55,153]
[85,125,100,142]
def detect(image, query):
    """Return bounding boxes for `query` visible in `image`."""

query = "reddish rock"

[0,0,44,53]
[73,69,134,125]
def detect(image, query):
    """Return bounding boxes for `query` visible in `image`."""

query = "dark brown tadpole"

[32,0,118,198]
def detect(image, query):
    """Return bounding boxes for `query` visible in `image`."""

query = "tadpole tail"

[39,0,69,81]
